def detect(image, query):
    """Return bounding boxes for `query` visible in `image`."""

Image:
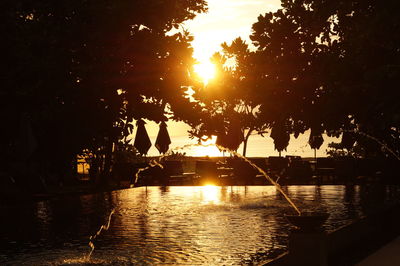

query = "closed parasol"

[309,128,324,160]
[309,129,324,150]
[270,124,290,157]
[216,121,243,152]
[134,119,152,155]
[155,121,171,154]
[229,125,243,151]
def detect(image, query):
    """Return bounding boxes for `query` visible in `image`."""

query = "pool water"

[1,185,399,265]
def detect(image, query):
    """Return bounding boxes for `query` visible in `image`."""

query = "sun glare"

[192,136,223,157]
[201,184,219,204]
[194,61,216,84]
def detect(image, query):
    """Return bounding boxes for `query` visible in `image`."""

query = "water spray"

[341,129,400,161]
[215,144,302,215]
[81,129,398,261]
[131,143,302,216]
[86,208,116,261]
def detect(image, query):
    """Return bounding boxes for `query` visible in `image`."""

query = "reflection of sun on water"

[201,185,220,204]
[194,60,216,84]
[192,136,223,157]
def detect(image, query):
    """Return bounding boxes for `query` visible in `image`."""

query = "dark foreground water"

[1,185,399,265]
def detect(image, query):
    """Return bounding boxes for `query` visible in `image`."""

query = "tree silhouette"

[182,0,400,159]
[1,0,207,187]
[248,0,400,158]
[189,38,267,156]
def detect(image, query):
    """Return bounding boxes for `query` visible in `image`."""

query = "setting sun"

[194,61,216,84]
[201,184,219,204]
[192,136,223,157]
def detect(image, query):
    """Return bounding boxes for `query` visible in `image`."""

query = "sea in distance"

[144,130,340,158]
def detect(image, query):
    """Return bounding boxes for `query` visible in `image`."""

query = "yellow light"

[194,60,216,84]
[192,136,223,157]
[201,184,219,204]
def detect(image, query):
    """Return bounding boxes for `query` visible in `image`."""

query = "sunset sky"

[132,0,339,157]
[185,0,281,63]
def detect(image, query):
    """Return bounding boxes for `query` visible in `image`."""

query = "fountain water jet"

[81,129,399,262]
[215,144,302,215]
[340,129,400,161]
[85,208,116,261]
[131,143,302,216]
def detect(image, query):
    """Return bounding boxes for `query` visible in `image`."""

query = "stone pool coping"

[261,203,400,265]
[357,235,400,265]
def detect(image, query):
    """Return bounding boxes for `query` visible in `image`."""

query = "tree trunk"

[242,130,252,157]
[242,139,248,157]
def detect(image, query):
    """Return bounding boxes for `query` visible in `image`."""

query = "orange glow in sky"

[184,0,281,62]
[191,136,223,157]
[194,61,216,84]
[129,0,341,157]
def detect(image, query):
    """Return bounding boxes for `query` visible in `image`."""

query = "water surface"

[1,185,399,265]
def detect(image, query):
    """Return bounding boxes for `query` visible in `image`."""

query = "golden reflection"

[194,60,216,84]
[201,184,220,204]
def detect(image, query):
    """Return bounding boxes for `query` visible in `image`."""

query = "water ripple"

[1,185,399,265]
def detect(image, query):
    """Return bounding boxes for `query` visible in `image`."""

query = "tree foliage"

[187,0,400,158]
[1,0,207,182]
[250,0,400,155]
[188,38,267,155]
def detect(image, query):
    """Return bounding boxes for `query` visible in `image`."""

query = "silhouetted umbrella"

[155,121,171,154]
[216,123,242,152]
[270,124,290,157]
[309,129,324,160]
[134,119,152,155]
